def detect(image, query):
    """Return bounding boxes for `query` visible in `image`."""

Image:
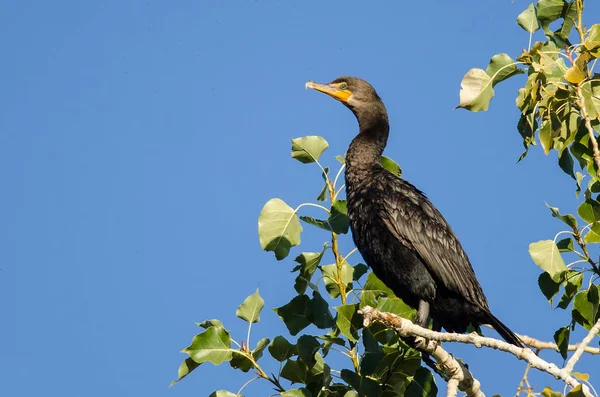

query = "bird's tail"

[483,311,524,348]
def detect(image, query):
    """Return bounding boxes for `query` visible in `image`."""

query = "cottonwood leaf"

[458,68,494,112]
[291,136,329,164]
[529,240,567,278]
[236,289,264,323]
[171,357,201,386]
[517,3,540,33]
[258,198,302,260]
[486,53,523,86]
[183,326,232,365]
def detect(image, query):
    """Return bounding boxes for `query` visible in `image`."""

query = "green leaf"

[274,295,311,336]
[381,156,402,177]
[291,136,329,164]
[229,351,253,372]
[360,272,396,308]
[281,359,309,383]
[258,198,302,260]
[236,289,264,323]
[297,335,320,368]
[556,237,574,252]
[578,199,600,223]
[486,53,523,86]
[458,68,494,112]
[281,389,312,397]
[517,3,540,33]
[566,385,588,397]
[209,391,241,397]
[559,149,576,179]
[376,297,416,320]
[170,357,201,386]
[557,271,583,309]
[183,326,232,365]
[196,319,224,329]
[317,167,330,202]
[360,328,384,376]
[294,247,327,294]
[405,367,438,397]
[322,262,354,298]
[538,272,561,303]
[585,222,600,243]
[572,285,600,329]
[307,291,336,329]
[542,387,563,397]
[353,264,369,281]
[554,326,571,360]
[340,369,381,397]
[537,0,565,23]
[299,200,349,235]
[269,335,297,362]
[584,24,600,51]
[529,240,568,277]
[252,337,270,361]
[336,304,363,342]
[539,120,554,155]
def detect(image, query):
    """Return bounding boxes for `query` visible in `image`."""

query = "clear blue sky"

[2,1,598,396]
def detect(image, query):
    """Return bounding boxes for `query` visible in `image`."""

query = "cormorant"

[306,76,523,347]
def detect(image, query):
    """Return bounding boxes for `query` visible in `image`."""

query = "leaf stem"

[296,202,331,214]
[571,225,600,276]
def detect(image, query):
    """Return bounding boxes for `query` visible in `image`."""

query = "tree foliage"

[173,2,599,395]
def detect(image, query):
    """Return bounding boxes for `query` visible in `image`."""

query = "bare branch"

[358,306,594,397]
[517,334,600,355]
[564,318,600,373]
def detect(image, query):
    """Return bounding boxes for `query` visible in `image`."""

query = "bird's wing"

[377,174,489,307]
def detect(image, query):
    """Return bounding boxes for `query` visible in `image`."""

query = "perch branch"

[564,318,600,373]
[517,333,600,355]
[358,306,593,397]
[359,306,484,397]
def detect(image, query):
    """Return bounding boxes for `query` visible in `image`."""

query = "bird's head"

[305,76,383,113]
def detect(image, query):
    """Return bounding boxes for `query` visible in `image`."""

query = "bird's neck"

[346,104,390,168]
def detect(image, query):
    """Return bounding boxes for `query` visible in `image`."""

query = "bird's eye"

[340,83,348,90]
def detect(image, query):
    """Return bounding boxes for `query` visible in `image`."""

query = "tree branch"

[359,306,484,397]
[517,333,600,355]
[358,306,594,397]
[564,318,600,373]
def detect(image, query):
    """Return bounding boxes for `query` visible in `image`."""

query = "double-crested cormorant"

[306,76,522,347]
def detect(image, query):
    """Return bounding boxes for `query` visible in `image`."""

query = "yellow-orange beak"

[305,81,351,103]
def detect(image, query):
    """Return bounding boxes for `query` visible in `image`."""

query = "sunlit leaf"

[336,304,363,342]
[542,387,564,397]
[291,136,329,164]
[486,53,523,86]
[517,3,540,33]
[584,222,600,243]
[281,389,312,397]
[584,24,600,51]
[294,246,327,294]
[537,0,565,23]
[458,68,494,112]
[381,156,402,177]
[529,240,567,277]
[258,198,302,260]
[566,385,587,397]
[322,262,354,298]
[572,285,600,329]
[236,289,264,323]
[573,372,590,381]
[183,326,232,365]
[578,199,600,223]
[209,391,241,397]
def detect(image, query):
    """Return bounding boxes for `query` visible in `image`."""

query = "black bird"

[306,76,522,347]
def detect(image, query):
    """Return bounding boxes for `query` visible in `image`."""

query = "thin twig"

[517,334,600,355]
[564,318,600,373]
[575,84,600,177]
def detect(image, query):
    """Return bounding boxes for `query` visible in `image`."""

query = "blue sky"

[2,1,599,396]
